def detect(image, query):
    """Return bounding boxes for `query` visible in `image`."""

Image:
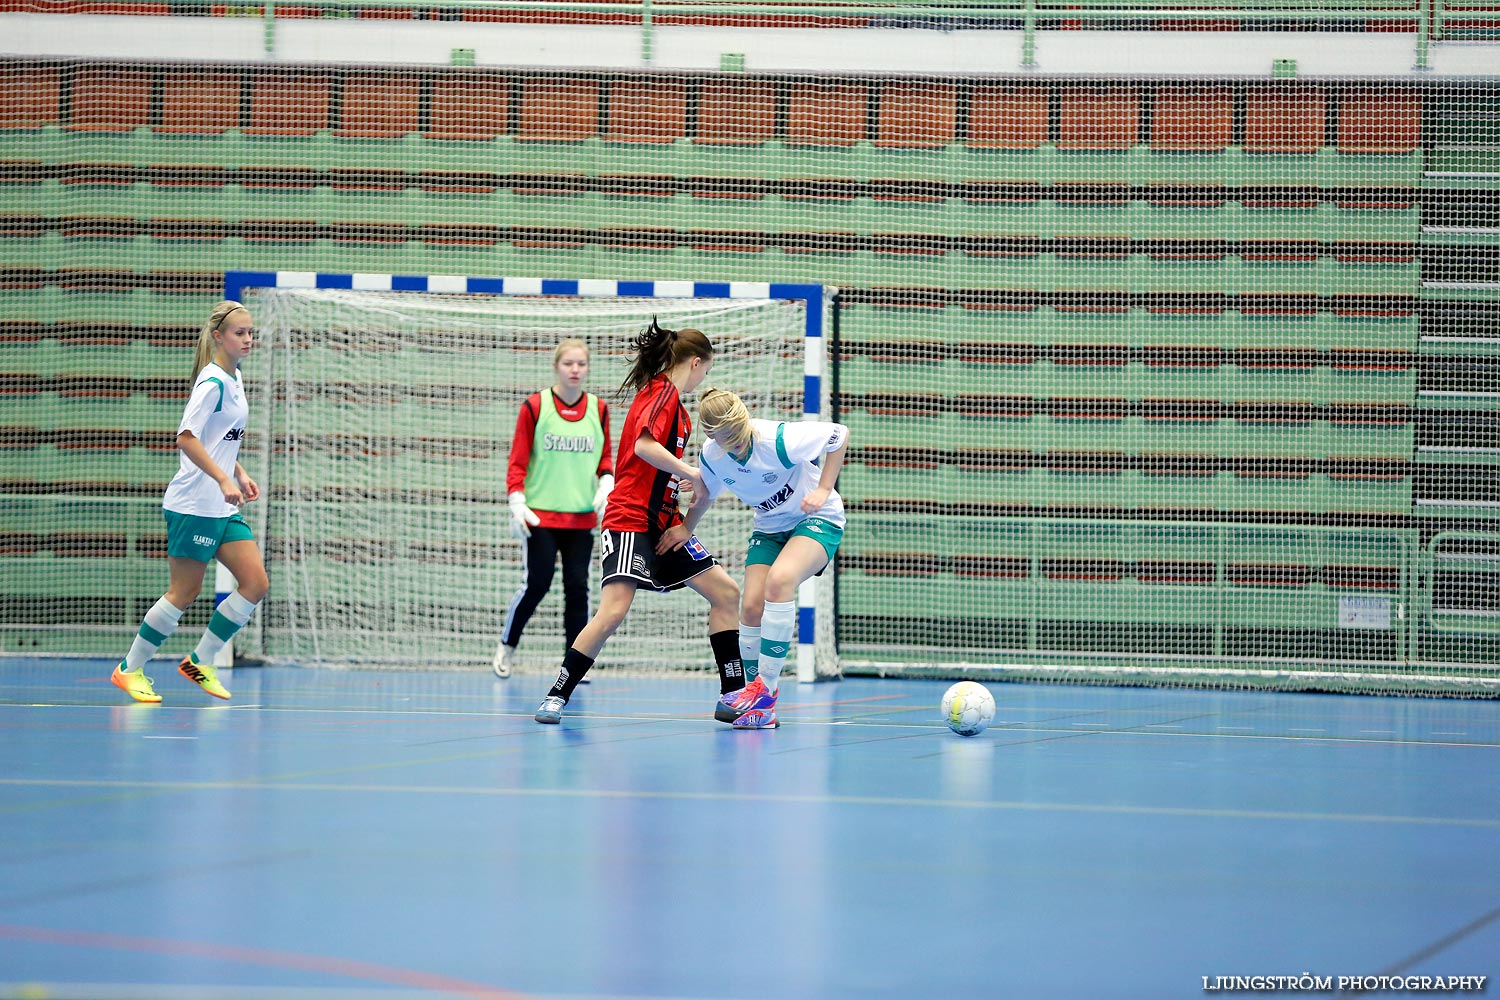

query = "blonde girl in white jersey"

[110,300,271,704]
[685,388,851,730]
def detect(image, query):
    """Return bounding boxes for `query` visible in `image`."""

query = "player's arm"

[507,397,538,495]
[801,423,850,514]
[233,461,260,502]
[503,398,544,535]
[178,430,243,505]
[592,399,614,513]
[634,432,703,497]
[680,461,722,536]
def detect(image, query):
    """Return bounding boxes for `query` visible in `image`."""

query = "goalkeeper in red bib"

[687,388,850,730]
[533,319,745,725]
[493,338,614,678]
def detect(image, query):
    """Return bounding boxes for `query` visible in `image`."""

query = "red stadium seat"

[516,77,600,142]
[1058,85,1140,150]
[1151,84,1232,151]
[694,79,777,145]
[0,65,63,129]
[604,79,688,143]
[786,82,869,147]
[427,73,511,141]
[247,71,332,136]
[1337,86,1420,154]
[158,69,241,135]
[1245,85,1326,154]
[338,71,421,139]
[966,84,1048,149]
[875,82,958,149]
[69,66,151,132]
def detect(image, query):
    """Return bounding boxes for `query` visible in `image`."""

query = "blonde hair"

[698,387,754,457]
[553,337,590,365]
[193,300,247,384]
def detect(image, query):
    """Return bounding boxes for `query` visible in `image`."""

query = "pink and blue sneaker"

[730,680,779,730]
[715,676,766,724]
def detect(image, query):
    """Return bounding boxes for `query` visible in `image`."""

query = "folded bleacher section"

[0,60,1495,688]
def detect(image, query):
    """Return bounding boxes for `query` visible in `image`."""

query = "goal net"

[234,278,833,676]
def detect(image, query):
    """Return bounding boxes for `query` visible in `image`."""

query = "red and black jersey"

[506,389,613,530]
[602,375,690,534]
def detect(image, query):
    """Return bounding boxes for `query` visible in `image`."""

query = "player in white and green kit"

[109,300,270,704]
[686,388,851,730]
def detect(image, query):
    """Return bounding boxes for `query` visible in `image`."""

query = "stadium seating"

[1,60,1492,665]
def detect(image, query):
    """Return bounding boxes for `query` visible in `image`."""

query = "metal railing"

[10,0,1470,70]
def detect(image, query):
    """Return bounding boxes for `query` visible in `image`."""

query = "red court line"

[0,923,529,998]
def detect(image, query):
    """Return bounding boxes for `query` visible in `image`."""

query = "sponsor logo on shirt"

[224,428,245,441]
[755,483,795,513]
[762,472,778,484]
[543,433,595,453]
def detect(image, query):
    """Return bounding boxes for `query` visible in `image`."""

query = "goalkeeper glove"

[508,491,540,539]
[593,474,614,514]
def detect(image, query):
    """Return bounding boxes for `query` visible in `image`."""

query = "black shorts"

[599,528,719,592]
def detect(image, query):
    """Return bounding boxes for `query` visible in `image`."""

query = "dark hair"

[618,317,714,396]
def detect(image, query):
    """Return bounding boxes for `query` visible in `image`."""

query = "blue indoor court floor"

[2,658,1498,1000]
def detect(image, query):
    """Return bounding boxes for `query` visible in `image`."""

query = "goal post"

[224,270,839,679]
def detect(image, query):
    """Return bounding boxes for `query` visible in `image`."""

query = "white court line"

[141,736,197,740]
[4,776,1500,829]
[6,703,1499,749]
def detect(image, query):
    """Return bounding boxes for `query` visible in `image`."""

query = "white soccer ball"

[940,681,996,737]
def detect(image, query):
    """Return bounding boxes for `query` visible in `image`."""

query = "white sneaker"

[534,695,565,724]
[491,643,516,678]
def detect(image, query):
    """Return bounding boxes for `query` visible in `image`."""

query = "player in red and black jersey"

[534,318,745,725]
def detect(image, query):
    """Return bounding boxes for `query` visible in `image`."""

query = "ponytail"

[619,317,713,396]
[193,300,246,385]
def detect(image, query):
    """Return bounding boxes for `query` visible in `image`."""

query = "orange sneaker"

[178,653,230,700]
[110,662,161,704]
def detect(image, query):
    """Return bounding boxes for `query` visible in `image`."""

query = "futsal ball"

[941,681,995,737]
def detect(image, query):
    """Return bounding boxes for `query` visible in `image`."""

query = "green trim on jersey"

[198,376,225,413]
[774,423,793,468]
[524,391,604,514]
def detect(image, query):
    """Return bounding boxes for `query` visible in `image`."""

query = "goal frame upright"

[224,270,838,681]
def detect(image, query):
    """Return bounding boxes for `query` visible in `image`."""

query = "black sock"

[710,629,744,695]
[549,647,595,702]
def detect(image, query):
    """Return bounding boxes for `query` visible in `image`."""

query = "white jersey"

[699,419,849,533]
[162,362,249,518]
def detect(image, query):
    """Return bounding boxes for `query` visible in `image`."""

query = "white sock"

[739,624,760,684]
[193,591,258,663]
[757,600,795,693]
[126,597,186,671]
